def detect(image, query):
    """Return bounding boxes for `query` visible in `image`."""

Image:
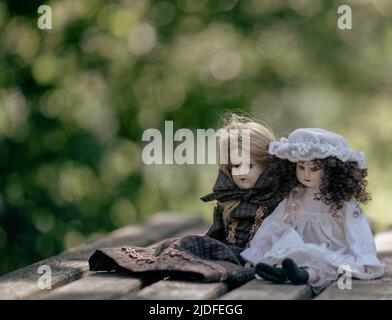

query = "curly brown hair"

[265,155,371,213]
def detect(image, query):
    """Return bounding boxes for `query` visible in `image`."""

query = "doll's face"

[231,159,263,189]
[296,161,323,190]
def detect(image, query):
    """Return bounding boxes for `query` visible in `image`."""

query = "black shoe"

[255,262,286,283]
[282,258,309,285]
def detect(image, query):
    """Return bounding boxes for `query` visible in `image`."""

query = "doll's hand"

[364,265,374,273]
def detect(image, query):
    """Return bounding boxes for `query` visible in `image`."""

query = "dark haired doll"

[241,128,384,293]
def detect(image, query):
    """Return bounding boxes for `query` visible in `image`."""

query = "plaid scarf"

[200,170,278,220]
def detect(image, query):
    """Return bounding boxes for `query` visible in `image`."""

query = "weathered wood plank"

[0,212,205,300]
[64,213,206,260]
[219,279,312,300]
[314,255,392,300]
[41,273,141,300]
[315,278,392,300]
[164,226,208,239]
[34,225,209,300]
[132,280,228,300]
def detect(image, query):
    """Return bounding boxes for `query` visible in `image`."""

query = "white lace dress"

[241,188,384,290]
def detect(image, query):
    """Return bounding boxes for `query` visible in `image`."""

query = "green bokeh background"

[1,0,392,276]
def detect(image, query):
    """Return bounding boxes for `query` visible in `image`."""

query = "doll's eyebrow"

[310,161,321,168]
[297,161,319,169]
[298,160,317,165]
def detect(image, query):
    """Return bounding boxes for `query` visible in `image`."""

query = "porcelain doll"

[241,128,384,292]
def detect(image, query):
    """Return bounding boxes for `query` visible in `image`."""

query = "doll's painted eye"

[311,167,320,172]
[298,165,305,170]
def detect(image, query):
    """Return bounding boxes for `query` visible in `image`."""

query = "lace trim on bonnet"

[269,128,367,169]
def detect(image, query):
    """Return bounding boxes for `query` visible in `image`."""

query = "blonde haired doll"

[203,113,278,250]
[241,128,384,292]
[89,114,282,287]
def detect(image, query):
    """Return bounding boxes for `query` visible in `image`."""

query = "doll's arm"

[204,204,226,241]
[344,201,383,273]
[240,199,287,265]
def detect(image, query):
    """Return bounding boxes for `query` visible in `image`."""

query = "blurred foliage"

[1,0,392,275]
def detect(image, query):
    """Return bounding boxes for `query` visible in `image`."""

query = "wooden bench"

[1,212,391,300]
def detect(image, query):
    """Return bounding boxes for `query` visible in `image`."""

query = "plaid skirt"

[89,235,255,287]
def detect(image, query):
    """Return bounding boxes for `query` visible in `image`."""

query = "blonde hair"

[216,113,275,223]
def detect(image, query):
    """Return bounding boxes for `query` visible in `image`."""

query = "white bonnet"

[268,128,367,169]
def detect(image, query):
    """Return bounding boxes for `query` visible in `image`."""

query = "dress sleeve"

[204,204,226,241]
[240,199,287,265]
[344,200,384,272]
